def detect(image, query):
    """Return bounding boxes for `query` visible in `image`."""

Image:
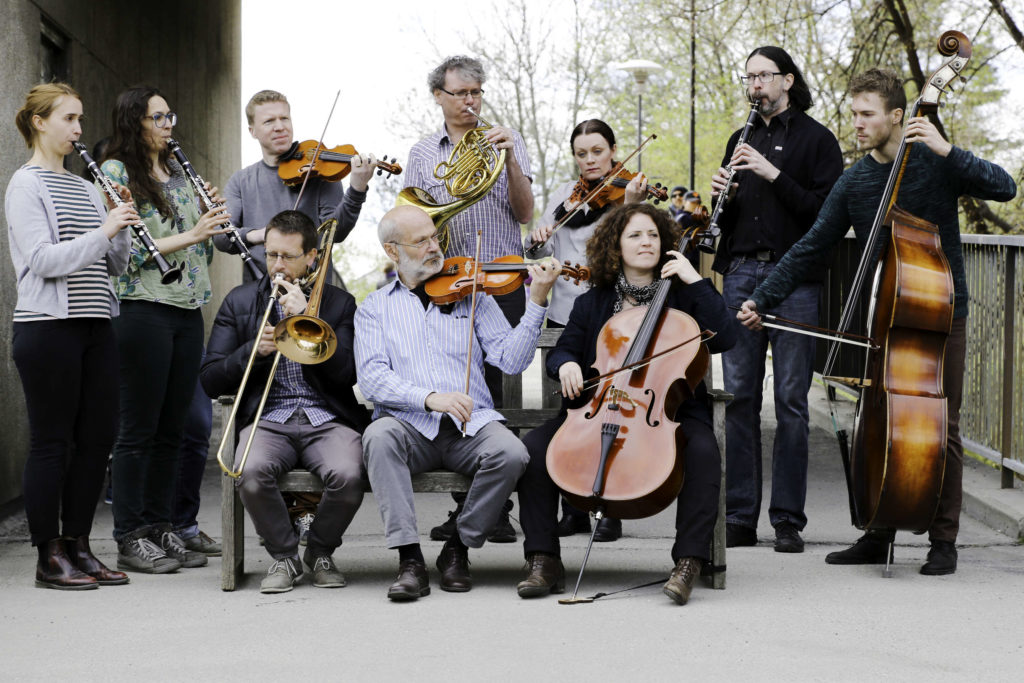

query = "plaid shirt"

[262,301,337,426]
[404,123,532,261]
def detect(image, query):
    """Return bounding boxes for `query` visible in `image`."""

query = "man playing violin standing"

[201,210,370,593]
[355,205,559,601]
[738,68,1016,575]
[215,89,379,282]
[406,55,535,543]
[712,46,843,553]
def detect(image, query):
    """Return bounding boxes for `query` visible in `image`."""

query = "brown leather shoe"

[36,539,98,591]
[436,543,472,592]
[516,552,565,598]
[387,559,430,601]
[663,557,702,605]
[65,536,129,586]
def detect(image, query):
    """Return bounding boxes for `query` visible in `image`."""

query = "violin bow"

[460,228,484,436]
[526,134,659,257]
[292,89,341,211]
[727,306,877,350]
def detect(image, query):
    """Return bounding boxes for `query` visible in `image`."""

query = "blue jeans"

[721,258,819,531]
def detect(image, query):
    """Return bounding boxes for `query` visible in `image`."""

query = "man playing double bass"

[739,68,1017,575]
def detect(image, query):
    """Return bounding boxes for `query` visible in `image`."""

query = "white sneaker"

[294,513,314,547]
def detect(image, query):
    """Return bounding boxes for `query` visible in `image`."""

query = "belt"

[743,249,775,262]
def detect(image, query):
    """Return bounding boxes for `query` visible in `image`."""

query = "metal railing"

[818,233,1024,488]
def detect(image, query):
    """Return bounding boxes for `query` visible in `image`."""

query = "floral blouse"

[100,158,214,308]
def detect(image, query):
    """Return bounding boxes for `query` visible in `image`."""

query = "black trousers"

[518,413,721,563]
[12,318,120,546]
[110,301,204,540]
[171,353,213,534]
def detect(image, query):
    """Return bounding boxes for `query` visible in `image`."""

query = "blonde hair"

[245,89,288,126]
[15,82,80,148]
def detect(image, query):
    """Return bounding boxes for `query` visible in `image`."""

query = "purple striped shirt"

[404,123,532,261]
[354,278,546,438]
[262,301,337,426]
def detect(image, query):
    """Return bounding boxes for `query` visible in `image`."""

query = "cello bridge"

[607,388,639,409]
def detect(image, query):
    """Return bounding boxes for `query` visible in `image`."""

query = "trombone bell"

[274,315,337,364]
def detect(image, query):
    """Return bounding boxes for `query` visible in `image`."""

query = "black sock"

[398,543,424,564]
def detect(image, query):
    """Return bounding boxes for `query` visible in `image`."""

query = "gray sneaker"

[260,557,303,593]
[303,547,346,588]
[153,529,208,568]
[182,530,222,557]
[117,536,181,574]
[294,513,314,547]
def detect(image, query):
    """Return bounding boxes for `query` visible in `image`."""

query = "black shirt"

[711,107,843,280]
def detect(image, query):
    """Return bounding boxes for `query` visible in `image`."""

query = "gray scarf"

[613,272,659,313]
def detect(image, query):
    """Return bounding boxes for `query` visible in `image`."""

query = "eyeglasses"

[439,87,484,100]
[390,232,441,250]
[740,72,784,85]
[671,193,684,198]
[145,112,178,128]
[266,251,306,263]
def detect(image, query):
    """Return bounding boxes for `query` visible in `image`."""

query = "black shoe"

[593,517,622,542]
[774,522,805,553]
[516,553,565,598]
[387,559,430,601]
[429,503,463,542]
[487,499,517,543]
[825,530,894,565]
[920,540,957,575]
[436,542,472,592]
[556,512,591,537]
[726,523,757,548]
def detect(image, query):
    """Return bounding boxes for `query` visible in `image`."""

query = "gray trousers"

[363,416,528,549]
[237,412,364,560]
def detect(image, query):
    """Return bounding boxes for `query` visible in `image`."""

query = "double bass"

[827,31,972,535]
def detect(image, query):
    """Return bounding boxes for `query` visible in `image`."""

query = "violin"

[277,140,402,186]
[567,163,668,209]
[425,256,590,304]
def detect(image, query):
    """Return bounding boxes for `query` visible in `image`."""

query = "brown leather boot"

[65,536,130,585]
[516,552,565,598]
[36,539,98,590]
[663,557,703,605]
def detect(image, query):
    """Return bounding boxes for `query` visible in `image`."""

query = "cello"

[826,31,972,538]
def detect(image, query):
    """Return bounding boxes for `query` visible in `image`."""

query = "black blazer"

[547,278,738,425]
[201,276,371,434]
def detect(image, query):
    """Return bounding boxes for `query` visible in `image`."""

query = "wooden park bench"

[218,327,730,591]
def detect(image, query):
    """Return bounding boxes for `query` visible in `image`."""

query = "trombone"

[216,219,339,479]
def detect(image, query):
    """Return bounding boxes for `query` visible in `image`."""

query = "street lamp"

[616,58,662,173]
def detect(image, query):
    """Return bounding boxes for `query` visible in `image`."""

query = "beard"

[757,93,785,118]
[397,249,444,284]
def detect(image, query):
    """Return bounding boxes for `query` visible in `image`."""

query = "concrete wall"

[0,1,241,506]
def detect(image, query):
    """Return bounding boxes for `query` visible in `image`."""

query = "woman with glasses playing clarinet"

[523,119,647,543]
[100,86,230,574]
[6,83,136,589]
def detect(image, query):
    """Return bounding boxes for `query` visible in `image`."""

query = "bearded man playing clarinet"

[712,46,843,554]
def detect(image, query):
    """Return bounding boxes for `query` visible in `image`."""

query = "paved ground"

[1,363,1022,681]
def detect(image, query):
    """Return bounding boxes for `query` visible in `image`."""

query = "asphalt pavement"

[1,362,1022,681]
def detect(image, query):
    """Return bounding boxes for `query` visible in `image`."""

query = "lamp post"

[616,59,662,173]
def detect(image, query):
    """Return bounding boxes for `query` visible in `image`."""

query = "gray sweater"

[751,145,1017,319]
[5,166,131,319]
[215,159,367,281]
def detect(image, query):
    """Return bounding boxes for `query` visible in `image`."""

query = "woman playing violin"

[516,203,738,605]
[524,119,647,541]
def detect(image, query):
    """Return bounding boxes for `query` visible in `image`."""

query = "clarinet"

[697,100,761,253]
[73,142,183,284]
[167,138,264,280]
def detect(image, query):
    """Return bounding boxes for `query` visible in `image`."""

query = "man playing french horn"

[405,54,535,543]
[201,210,370,594]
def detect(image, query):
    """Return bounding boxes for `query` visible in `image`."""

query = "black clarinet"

[74,142,183,284]
[698,100,761,253]
[167,138,264,280]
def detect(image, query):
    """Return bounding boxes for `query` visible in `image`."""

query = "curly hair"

[585,203,681,289]
[427,55,485,93]
[105,86,173,218]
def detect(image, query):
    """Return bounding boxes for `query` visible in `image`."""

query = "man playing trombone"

[201,210,369,594]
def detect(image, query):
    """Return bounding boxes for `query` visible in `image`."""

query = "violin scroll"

[559,261,591,285]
